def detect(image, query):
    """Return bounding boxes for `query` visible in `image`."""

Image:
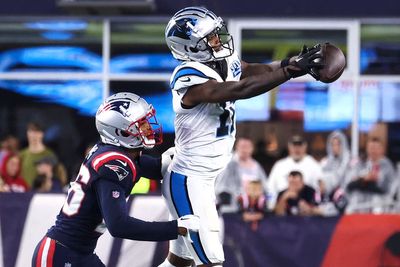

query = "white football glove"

[177,214,200,243]
[161,147,175,177]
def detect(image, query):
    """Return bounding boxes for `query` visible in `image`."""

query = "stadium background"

[1,0,400,266]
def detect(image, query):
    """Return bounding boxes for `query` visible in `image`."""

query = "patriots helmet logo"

[105,163,129,181]
[98,100,131,117]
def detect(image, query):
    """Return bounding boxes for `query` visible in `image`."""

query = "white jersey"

[169,52,242,178]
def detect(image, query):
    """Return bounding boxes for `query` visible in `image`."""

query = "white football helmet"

[95,92,162,149]
[165,6,234,62]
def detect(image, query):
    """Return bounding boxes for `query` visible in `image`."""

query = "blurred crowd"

[1,121,399,224]
[0,121,68,194]
[216,132,399,230]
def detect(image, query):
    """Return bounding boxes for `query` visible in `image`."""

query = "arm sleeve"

[137,154,163,180]
[94,178,178,241]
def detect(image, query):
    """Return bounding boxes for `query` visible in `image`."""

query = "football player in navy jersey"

[32,92,200,267]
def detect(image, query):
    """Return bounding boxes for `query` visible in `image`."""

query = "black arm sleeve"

[94,178,178,241]
[137,154,163,180]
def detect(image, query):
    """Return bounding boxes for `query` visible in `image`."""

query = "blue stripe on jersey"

[170,67,209,89]
[170,171,211,264]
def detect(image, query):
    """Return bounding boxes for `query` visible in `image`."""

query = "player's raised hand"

[295,44,325,80]
[177,215,200,243]
[281,44,324,79]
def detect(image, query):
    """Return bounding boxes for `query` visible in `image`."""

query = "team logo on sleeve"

[112,191,120,198]
[105,164,129,181]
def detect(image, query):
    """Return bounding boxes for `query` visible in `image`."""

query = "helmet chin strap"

[142,136,155,149]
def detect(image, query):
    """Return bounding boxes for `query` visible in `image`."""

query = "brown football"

[316,43,346,83]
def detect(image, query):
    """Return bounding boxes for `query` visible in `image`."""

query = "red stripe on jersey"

[46,239,56,267]
[36,237,47,267]
[92,152,137,180]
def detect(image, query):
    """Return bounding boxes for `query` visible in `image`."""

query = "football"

[316,43,346,83]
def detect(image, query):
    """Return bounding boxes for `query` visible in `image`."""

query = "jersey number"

[62,165,90,216]
[216,102,235,137]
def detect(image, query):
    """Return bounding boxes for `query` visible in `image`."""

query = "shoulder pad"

[91,152,136,182]
[170,61,223,90]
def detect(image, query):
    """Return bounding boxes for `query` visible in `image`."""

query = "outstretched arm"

[182,44,322,106]
[182,67,288,105]
[240,60,282,78]
[241,44,324,79]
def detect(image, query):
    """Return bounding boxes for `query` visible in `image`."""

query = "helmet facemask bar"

[125,107,163,149]
[198,22,234,61]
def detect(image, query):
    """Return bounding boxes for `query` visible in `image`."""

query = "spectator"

[19,121,57,187]
[237,179,267,231]
[253,131,282,176]
[0,134,20,168]
[315,178,347,216]
[0,153,29,192]
[32,174,53,193]
[215,137,268,213]
[33,156,64,193]
[267,135,323,209]
[345,137,396,213]
[315,131,350,216]
[0,176,10,192]
[274,171,320,216]
[320,131,351,191]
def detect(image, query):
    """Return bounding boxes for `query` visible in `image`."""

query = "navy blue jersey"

[47,142,177,254]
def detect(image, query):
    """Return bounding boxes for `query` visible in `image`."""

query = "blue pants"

[32,236,105,267]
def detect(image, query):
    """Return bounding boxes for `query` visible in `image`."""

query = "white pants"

[162,171,224,266]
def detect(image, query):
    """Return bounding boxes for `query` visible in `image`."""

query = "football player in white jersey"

[159,6,323,267]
